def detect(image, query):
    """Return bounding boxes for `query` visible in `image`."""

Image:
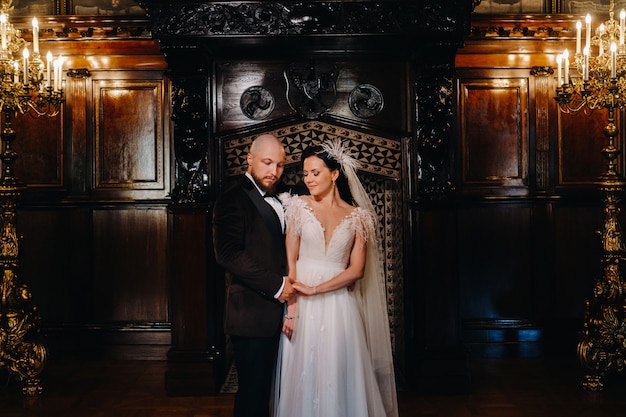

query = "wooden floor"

[2,355,626,417]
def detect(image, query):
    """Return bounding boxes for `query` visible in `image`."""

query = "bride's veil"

[322,139,399,417]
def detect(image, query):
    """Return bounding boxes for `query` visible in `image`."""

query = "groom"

[213,133,295,417]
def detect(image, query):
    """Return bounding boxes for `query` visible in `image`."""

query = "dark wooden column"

[407,2,472,389]
[158,39,225,395]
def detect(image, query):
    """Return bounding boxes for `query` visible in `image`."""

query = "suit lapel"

[242,177,283,240]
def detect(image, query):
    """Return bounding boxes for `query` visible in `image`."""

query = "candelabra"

[0,0,63,396]
[555,0,626,392]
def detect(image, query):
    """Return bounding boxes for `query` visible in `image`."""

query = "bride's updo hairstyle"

[301,144,354,205]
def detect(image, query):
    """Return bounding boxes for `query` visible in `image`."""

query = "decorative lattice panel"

[222,120,401,179]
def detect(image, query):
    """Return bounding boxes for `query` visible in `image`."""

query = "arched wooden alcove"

[217,116,406,377]
[141,0,472,395]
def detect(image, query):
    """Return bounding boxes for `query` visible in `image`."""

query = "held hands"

[280,276,322,342]
[293,281,317,296]
[291,280,354,294]
[277,277,296,303]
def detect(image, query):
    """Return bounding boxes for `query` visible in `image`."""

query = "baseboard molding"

[463,318,582,358]
[41,322,171,360]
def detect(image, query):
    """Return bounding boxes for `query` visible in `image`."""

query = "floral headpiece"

[320,138,361,173]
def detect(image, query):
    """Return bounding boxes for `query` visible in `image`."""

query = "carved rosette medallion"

[240,86,275,120]
[349,84,384,118]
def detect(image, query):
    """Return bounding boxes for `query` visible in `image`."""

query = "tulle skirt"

[272,258,386,417]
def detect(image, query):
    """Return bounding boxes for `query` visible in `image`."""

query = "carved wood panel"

[93,76,169,198]
[557,109,620,186]
[17,207,91,322]
[457,73,529,194]
[12,112,64,187]
[92,206,168,322]
[215,60,406,133]
[554,204,603,317]
[458,204,533,319]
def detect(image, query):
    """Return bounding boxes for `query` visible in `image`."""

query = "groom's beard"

[250,169,278,194]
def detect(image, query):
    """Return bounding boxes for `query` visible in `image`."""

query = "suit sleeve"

[212,193,284,298]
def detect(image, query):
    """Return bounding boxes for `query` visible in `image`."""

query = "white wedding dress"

[272,195,389,417]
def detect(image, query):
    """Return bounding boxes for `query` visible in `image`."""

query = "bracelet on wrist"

[284,315,295,320]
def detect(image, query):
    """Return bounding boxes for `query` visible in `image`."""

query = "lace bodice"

[281,194,375,268]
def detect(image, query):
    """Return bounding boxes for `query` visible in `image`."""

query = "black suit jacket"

[212,176,287,337]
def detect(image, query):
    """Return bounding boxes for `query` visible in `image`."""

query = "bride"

[273,139,398,417]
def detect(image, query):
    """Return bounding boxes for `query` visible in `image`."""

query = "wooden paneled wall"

[454,15,614,356]
[8,25,172,359]
[7,8,613,392]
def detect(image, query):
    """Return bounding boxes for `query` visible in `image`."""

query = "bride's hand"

[293,281,317,296]
[282,315,295,340]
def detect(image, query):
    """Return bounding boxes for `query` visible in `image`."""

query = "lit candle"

[583,47,589,81]
[556,54,563,85]
[586,14,592,51]
[599,24,605,56]
[54,56,64,91]
[53,58,58,91]
[22,48,29,85]
[32,18,38,53]
[611,42,617,78]
[46,51,52,88]
[576,20,582,54]
[563,49,569,84]
[58,55,63,90]
[1,13,7,51]
[619,9,626,46]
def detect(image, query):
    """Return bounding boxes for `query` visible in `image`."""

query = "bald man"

[213,134,295,417]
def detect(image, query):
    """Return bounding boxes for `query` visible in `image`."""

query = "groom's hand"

[277,278,295,302]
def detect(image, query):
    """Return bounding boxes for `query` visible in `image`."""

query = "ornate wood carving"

[149,1,470,204]
[169,75,210,204]
[531,66,554,191]
[143,1,470,40]
[66,68,91,79]
[415,63,455,198]
[285,61,339,119]
[146,2,413,36]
